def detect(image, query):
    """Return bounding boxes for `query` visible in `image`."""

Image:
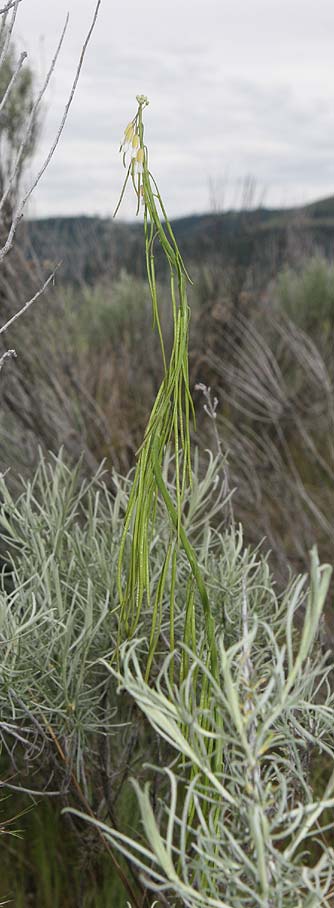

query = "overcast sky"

[13,0,334,220]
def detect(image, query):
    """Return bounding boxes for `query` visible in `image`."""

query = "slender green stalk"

[114,96,218,681]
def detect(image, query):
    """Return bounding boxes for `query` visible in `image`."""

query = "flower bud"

[136,94,149,107]
[124,123,134,143]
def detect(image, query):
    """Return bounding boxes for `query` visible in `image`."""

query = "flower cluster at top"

[120,120,145,173]
[114,96,149,217]
[119,94,149,175]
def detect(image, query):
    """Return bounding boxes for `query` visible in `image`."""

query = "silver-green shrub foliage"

[1,451,334,905]
[76,549,334,907]
[0,453,121,780]
[0,447,229,781]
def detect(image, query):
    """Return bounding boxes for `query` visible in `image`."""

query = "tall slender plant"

[115,96,218,685]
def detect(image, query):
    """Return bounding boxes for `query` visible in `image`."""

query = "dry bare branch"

[0,347,15,371]
[0,0,101,376]
[0,0,22,14]
[0,14,70,236]
[0,0,20,69]
[0,264,61,336]
[0,49,26,116]
[0,0,101,262]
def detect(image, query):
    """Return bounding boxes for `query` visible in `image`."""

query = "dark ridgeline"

[22,195,334,286]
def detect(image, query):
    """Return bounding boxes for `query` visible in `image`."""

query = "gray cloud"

[14,0,334,219]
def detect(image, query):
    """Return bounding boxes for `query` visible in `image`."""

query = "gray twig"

[0,264,61,336]
[0,50,26,116]
[0,0,22,14]
[0,0,101,262]
[0,0,20,70]
[0,347,16,370]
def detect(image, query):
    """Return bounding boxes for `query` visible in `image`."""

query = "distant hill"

[22,196,334,286]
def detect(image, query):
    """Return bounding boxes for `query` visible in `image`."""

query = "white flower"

[135,147,145,174]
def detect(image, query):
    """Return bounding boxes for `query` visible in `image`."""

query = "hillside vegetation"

[23,193,334,284]
[3,207,334,587]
